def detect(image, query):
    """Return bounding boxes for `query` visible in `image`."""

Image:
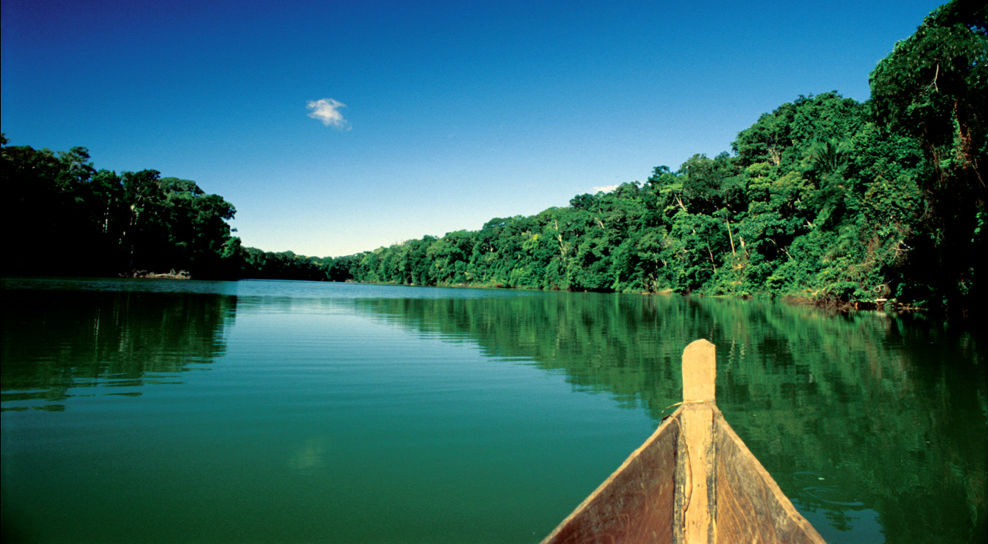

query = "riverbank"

[128,269,191,280]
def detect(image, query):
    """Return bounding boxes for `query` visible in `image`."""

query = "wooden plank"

[677,405,717,544]
[682,339,716,404]
[542,339,827,543]
[541,412,681,544]
[713,410,826,544]
[676,338,718,544]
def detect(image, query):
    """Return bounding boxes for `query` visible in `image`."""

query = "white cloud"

[306,98,349,130]
[592,185,620,194]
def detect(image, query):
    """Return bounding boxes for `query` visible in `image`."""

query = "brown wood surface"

[714,409,826,544]
[678,404,716,543]
[682,339,716,404]
[678,339,718,543]
[541,339,826,543]
[541,413,680,544]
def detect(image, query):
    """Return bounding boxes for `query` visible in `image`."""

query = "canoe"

[541,339,826,544]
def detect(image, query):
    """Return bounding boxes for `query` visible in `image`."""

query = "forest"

[2,0,984,313]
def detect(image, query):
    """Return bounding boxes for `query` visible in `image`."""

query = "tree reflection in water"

[352,293,987,543]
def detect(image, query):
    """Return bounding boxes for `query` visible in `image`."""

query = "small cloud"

[592,185,619,194]
[306,98,350,130]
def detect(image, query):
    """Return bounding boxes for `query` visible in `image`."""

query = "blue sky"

[2,0,944,257]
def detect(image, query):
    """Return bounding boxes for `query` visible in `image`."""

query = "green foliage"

[339,1,983,313]
[238,247,333,280]
[869,0,987,309]
[733,92,866,170]
[2,2,982,310]
[1,138,239,278]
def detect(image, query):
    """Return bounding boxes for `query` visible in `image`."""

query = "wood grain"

[541,414,680,544]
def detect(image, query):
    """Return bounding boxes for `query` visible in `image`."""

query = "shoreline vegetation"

[128,270,191,280]
[365,278,923,316]
[2,1,984,317]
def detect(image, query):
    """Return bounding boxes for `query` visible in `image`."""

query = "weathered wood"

[677,339,718,543]
[542,339,826,544]
[677,404,716,543]
[541,415,680,544]
[682,339,716,404]
[714,410,826,544]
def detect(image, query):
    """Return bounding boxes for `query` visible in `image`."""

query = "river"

[1,278,985,543]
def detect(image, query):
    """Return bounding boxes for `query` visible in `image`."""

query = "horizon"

[1,0,945,257]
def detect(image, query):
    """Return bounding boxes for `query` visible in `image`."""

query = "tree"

[869,0,987,308]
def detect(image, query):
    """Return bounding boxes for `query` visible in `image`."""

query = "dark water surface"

[2,278,985,543]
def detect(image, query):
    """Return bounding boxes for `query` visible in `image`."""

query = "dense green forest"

[347,0,987,312]
[2,0,984,312]
[0,138,239,279]
[0,135,353,282]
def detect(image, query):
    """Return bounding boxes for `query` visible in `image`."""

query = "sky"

[1,0,946,257]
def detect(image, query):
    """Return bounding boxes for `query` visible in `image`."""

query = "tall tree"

[869,0,987,308]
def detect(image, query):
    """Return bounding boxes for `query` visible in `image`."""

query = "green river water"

[1,278,985,543]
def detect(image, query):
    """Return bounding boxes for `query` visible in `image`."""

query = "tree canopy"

[344,0,986,313]
[0,136,241,278]
[2,0,984,313]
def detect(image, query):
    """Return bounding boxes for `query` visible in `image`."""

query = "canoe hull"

[542,339,825,543]
[541,414,680,544]
[542,407,824,543]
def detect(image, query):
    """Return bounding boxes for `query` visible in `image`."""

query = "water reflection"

[1,279,984,542]
[349,293,988,543]
[287,436,330,473]
[1,287,235,410]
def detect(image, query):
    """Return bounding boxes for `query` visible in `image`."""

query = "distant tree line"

[2,0,984,312]
[0,138,242,278]
[347,0,986,312]
[238,247,355,282]
[0,137,357,282]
